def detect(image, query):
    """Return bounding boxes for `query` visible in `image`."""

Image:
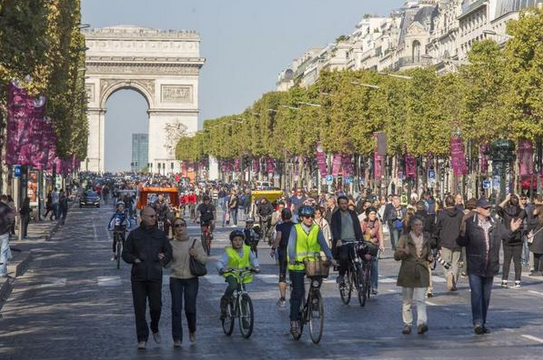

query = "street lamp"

[483,30,514,40]
[279,105,299,111]
[77,23,91,29]
[296,101,321,108]
[378,72,413,80]
[351,81,380,89]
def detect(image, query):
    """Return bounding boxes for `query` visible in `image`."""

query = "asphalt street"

[1,205,543,360]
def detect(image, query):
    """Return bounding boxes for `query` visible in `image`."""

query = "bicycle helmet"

[365,206,378,217]
[116,201,125,207]
[229,229,245,241]
[245,218,255,223]
[298,205,315,218]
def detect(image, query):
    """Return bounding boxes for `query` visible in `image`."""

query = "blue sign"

[345,177,353,185]
[326,175,334,182]
[482,180,491,189]
[13,165,21,178]
[428,170,436,179]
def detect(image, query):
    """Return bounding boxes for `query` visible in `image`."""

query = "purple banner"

[518,139,533,176]
[341,153,353,178]
[266,158,275,174]
[450,138,468,176]
[234,158,241,172]
[332,153,342,177]
[252,159,259,173]
[374,151,383,179]
[479,144,489,174]
[315,144,327,178]
[405,154,417,179]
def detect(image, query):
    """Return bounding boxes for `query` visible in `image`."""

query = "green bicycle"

[221,268,257,339]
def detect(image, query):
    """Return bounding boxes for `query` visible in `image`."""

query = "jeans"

[402,287,427,326]
[502,245,522,282]
[468,274,493,326]
[52,203,59,220]
[0,233,11,276]
[229,209,238,226]
[170,277,199,342]
[390,228,400,250]
[289,270,305,321]
[337,243,355,277]
[533,253,543,272]
[522,236,530,266]
[370,256,379,290]
[131,280,163,342]
[21,213,30,237]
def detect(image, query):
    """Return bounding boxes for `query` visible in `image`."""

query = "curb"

[0,251,32,303]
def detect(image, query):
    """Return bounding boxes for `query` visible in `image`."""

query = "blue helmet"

[229,229,245,241]
[298,205,315,218]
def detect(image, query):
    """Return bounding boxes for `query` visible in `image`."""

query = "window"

[412,40,421,62]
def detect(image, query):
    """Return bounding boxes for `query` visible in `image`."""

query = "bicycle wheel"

[356,265,365,307]
[201,234,209,256]
[308,290,324,344]
[365,266,372,301]
[360,265,368,307]
[116,236,122,270]
[239,294,254,339]
[222,300,235,336]
[339,269,352,305]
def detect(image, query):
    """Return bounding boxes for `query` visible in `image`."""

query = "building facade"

[131,133,149,172]
[276,0,542,91]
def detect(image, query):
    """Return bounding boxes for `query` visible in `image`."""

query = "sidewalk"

[0,217,62,303]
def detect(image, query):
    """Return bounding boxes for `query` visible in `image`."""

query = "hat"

[476,198,491,208]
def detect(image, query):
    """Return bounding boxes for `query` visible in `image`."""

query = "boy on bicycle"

[108,201,132,261]
[287,206,332,336]
[217,230,260,320]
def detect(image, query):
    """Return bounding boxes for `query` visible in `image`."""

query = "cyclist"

[244,218,261,255]
[287,206,332,337]
[197,195,216,232]
[217,230,260,320]
[256,197,274,243]
[108,201,132,261]
[152,194,171,234]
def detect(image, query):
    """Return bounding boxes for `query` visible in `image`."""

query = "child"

[217,230,260,320]
[108,201,132,261]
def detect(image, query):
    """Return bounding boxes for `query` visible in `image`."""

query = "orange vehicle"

[136,187,180,210]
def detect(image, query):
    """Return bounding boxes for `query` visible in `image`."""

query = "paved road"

[1,205,543,360]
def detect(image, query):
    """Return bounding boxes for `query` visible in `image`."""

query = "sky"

[82,0,404,171]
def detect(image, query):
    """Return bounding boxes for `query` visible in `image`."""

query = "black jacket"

[457,214,513,277]
[122,225,172,282]
[0,202,15,235]
[498,203,525,246]
[331,209,363,249]
[435,207,463,250]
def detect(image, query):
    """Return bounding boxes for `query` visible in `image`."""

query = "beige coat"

[168,237,207,279]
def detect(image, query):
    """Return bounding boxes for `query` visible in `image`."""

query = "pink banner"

[266,158,275,174]
[405,154,417,179]
[374,151,383,179]
[450,138,468,176]
[332,153,342,177]
[518,139,533,176]
[315,144,327,178]
[479,144,490,174]
[341,153,353,178]
[252,159,259,173]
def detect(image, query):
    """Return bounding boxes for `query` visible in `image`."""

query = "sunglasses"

[301,215,313,219]
[174,223,186,228]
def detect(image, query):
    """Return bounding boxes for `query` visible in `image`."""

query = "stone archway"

[83,25,205,173]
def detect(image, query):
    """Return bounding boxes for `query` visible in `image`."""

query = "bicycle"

[221,268,257,339]
[291,256,329,344]
[359,241,379,304]
[111,224,127,270]
[338,242,365,306]
[201,221,213,256]
[259,215,272,246]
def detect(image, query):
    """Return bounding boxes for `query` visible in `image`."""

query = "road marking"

[426,301,438,306]
[379,277,396,283]
[528,290,543,297]
[522,335,543,344]
[93,222,98,241]
[431,276,446,283]
[97,276,122,287]
[258,274,279,284]
[39,277,67,288]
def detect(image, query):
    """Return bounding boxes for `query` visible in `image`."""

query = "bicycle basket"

[304,255,330,278]
[357,241,379,258]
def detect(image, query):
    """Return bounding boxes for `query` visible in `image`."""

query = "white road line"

[522,335,543,344]
[379,278,396,283]
[39,277,67,288]
[528,290,543,297]
[257,274,279,284]
[431,276,446,283]
[93,222,98,241]
[97,276,122,287]
[426,301,438,306]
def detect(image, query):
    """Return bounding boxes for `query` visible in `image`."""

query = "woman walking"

[394,215,434,335]
[527,203,543,275]
[314,206,331,246]
[19,197,31,238]
[168,217,207,347]
[361,206,385,295]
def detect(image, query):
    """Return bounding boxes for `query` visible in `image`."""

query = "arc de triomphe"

[83,25,205,173]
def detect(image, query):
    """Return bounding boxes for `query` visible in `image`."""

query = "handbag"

[527,227,543,245]
[189,239,207,276]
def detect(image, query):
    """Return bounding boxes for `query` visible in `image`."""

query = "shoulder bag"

[189,239,207,276]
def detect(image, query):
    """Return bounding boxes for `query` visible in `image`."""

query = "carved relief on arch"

[99,78,156,107]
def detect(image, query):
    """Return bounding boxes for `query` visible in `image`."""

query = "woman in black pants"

[498,194,526,288]
[528,204,543,275]
[167,217,207,347]
[19,197,31,238]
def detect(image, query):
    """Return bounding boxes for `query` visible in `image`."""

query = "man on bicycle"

[151,194,171,234]
[287,206,332,336]
[244,218,261,254]
[197,195,216,232]
[108,201,132,261]
[256,197,274,243]
[217,230,260,320]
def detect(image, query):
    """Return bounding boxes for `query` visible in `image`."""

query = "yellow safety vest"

[287,224,321,271]
[223,245,253,283]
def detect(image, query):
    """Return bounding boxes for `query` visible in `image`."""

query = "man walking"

[123,206,172,349]
[457,198,521,334]
[436,195,464,291]
[51,187,59,220]
[0,195,15,277]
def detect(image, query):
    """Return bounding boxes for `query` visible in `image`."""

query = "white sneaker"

[514,281,521,289]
